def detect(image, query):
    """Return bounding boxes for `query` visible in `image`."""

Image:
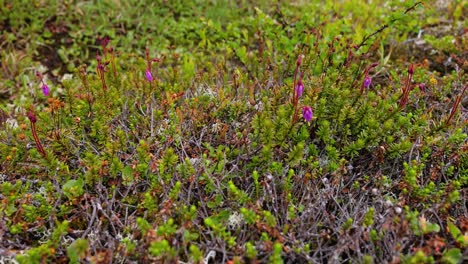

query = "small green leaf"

[62,179,84,199]
[442,248,462,264]
[67,238,89,264]
[122,166,134,186]
[447,221,467,247]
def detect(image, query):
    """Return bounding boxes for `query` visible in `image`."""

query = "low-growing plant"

[0,1,466,263]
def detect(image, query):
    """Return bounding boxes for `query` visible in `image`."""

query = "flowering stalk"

[96,54,109,91]
[361,62,379,93]
[78,65,93,117]
[96,35,117,78]
[344,44,358,68]
[27,108,46,158]
[97,35,110,58]
[399,64,414,108]
[292,54,303,102]
[446,83,467,125]
[291,54,304,124]
[145,47,160,83]
[47,97,65,140]
[290,54,314,125]
[35,72,50,96]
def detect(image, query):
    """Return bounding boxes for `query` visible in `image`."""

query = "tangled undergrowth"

[0,1,466,263]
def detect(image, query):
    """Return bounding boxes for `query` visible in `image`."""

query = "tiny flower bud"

[408,64,414,75]
[27,110,37,123]
[97,35,110,48]
[296,54,304,66]
[418,83,426,93]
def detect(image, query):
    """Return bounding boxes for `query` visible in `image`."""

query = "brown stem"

[356,2,423,51]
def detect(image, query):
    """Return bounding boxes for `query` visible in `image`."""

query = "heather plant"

[0,1,466,263]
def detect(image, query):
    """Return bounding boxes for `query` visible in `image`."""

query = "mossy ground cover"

[0,0,466,263]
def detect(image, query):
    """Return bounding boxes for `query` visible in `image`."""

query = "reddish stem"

[27,110,46,158]
[399,64,414,108]
[96,55,108,91]
[291,54,304,124]
[446,83,467,125]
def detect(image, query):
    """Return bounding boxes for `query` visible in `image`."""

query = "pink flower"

[302,106,313,122]
[41,83,50,96]
[363,75,371,89]
[145,69,153,82]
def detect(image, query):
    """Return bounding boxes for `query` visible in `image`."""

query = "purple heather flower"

[302,106,313,122]
[295,80,304,98]
[145,69,153,82]
[41,83,50,96]
[363,75,372,89]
